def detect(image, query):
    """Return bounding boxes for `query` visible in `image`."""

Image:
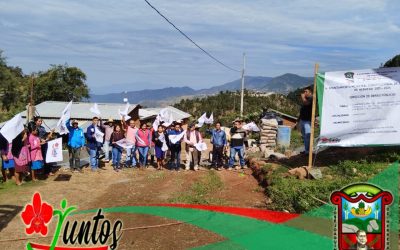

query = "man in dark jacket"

[298,87,313,154]
[86,117,100,171]
[228,119,247,170]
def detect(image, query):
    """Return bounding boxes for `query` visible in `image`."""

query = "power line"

[144,0,240,73]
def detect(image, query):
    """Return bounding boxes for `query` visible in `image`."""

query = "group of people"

[0,113,249,185]
[0,117,54,185]
[66,115,248,173]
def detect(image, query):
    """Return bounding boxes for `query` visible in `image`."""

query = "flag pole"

[308,63,319,168]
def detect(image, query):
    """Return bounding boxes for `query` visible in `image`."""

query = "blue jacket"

[86,124,100,150]
[209,129,227,146]
[66,120,85,148]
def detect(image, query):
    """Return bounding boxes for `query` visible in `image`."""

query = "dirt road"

[0,159,266,249]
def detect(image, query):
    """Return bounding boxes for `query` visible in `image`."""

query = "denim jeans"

[89,149,99,169]
[103,141,111,161]
[137,146,149,166]
[300,120,311,153]
[112,146,122,168]
[228,146,245,167]
[125,146,137,166]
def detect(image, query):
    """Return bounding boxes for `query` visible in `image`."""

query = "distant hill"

[90,73,312,106]
[196,76,273,94]
[262,73,313,93]
[91,86,196,104]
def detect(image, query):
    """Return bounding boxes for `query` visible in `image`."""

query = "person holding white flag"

[28,126,44,182]
[33,117,55,176]
[110,124,125,172]
[184,123,203,171]
[66,119,85,172]
[121,116,138,168]
[152,125,169,170]
[167,123,184,171]
[135,122,152,169]
[86,117,101,171]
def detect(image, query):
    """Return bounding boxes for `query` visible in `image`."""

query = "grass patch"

[169,171,226,205]
[0,177,44,194]
[264,149,398,213]
[147,171,166,180]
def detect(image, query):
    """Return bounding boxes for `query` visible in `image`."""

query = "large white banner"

[318,67,400,147]
[46,138,63,163]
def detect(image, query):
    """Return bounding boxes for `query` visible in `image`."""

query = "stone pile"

[259,118,278,152]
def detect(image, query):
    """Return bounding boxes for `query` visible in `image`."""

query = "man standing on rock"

[228,119,247,170]
[298,87,313,154]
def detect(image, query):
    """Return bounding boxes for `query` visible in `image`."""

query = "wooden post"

[308,63,319,168]
[27,75,35,123]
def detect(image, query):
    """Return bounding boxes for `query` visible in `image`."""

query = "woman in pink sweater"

[29,126,44,181]
[135,123,151,169]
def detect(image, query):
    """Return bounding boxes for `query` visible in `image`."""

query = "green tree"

[0,50,28,118]
[383,54,400,67]
[33,64,90,103]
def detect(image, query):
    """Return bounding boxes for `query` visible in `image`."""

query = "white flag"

[0,114,24,143]
[56,101,72,135]
[152,115,161,131]
[90,103,101,116]
[116,138,135,149]
[46,138,63,163]
[94,127,104,143]
[197,113,207,125]
[194,142,208,151]
[169,130,186,144]
[205,113,214,124]
[243,122,260,132]
[158,133,169,152]
[163,114,174,127]
[119,102,131,120]
[159,108,170,121]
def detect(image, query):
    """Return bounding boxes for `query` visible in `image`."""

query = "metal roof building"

[1,102,192,132]
[144,106,192,122]
[20,101,141,120]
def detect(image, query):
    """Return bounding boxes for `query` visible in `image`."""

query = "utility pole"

[240,53,246,118]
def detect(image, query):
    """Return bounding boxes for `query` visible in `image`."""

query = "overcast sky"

[0,0,399,94]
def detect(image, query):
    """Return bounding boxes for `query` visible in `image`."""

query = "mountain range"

[90,73,313,106]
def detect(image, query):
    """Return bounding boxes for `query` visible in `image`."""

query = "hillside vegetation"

[174,90,300,125]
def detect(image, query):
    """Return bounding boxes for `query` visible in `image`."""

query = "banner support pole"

[308,63,319,168]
